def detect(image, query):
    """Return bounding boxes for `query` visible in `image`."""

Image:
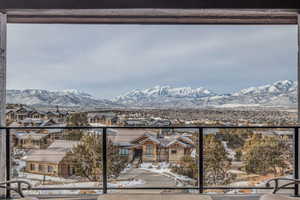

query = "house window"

[69,165,76,175]
[39,164,45,172]
[119,148,129,156]
[146,144,153,155]
[171,149,177,154]
[48,166,54,173]
[30,163,35,171]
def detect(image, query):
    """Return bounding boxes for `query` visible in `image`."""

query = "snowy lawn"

[140,162,194,182]
[23,179,145,195]
[17,172,78,183]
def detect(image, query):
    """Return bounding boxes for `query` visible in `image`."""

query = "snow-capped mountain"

[6,80,298,108]
[113,86,216,107]
[113,80,297,108]
[6,89,121,108]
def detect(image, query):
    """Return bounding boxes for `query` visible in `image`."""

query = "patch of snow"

[222,141,236,160]
[140,162,194,182]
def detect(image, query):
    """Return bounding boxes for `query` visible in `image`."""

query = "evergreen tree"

[64,112,89,140]
[73,133,127,181]
[243,134,289,176]
[204,135,232,185]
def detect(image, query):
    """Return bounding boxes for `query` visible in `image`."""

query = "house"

[14,132,52,149]
[131,133,194,163]
[13,106,34,121]
[5,105,64,123]
[122,119,148,126]
[20,118,45,127]
[88,112,118,125]
[46,111,68,122]
[28,110,47,119]
[6,109,17,122]
[109,129,146,161]
[38,123,67,140]
[23,140,80,177]
[110,129,194,164]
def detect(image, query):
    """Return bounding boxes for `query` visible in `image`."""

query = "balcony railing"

[3,125,299,198]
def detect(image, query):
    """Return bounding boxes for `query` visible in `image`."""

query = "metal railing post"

[102,127,107,194]
[198,128,204,194]
[6,128,11,199]
[295,127,299,196]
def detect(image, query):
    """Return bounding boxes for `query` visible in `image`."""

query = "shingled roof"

[23,140,80,163]
[22,148,68,164]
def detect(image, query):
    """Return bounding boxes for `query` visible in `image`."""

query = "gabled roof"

[6,109,17,114]
[39,119,57,127]
[48,140,80,149]
[30,110,47,115]
[22,148,68,164]
[138,134,161,145]
[23,140,80,164]
[16,132,49,140]
[16,106,35,113]
[109,129,146,146]
[166,139,193,148]
[133,132,194,148]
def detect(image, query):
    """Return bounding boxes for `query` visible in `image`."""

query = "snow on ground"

[109,179,145,187]
[222,141,236,160]
[230,181,250,187]
[191,149,196,158]
[89,123,106,127]
[18,172,78,183]
[24,179,145,195]
[228,169,247,175]
[14,159,26,171]
[120,164,132,174]
[140,162,194,182]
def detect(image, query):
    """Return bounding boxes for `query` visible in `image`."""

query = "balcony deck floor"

[18,194,264,200]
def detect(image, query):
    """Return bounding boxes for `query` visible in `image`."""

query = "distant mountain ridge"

[6,80,298,108]
[6,89,121,108]
[113,80,297,108]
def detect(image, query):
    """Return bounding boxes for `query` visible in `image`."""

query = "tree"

[243,134,289,176]
[73,134,127,181]
[171,155,198,180]
[204,135,232,185]
[64,112,89,140]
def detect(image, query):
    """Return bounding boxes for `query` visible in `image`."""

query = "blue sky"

[7,24,297,98]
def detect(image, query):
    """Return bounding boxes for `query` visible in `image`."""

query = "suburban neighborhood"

[3,103,293,196]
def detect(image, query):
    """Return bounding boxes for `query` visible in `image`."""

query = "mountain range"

[6,89,122,108]
[6,80,298,108]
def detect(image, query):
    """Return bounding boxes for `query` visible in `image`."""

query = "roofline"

[2,9,299,24]
[1,0,299,9]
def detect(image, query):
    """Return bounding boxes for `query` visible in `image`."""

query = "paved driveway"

[116,167,178,188]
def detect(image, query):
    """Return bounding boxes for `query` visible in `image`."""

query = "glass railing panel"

[203,128,294,195]
[106,127,198,193]
[11,127,104,196]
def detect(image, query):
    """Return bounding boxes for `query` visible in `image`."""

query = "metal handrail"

[1,125,300,129]
[266,178,300,194]
[0,180,32,198]
[2,125,299,198]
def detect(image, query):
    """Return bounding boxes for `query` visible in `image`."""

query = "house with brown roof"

[23,140,80,177]
[131,133,194,163]
[110,129,194,164]
[88,112,118,125]
[14,132,52,149]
